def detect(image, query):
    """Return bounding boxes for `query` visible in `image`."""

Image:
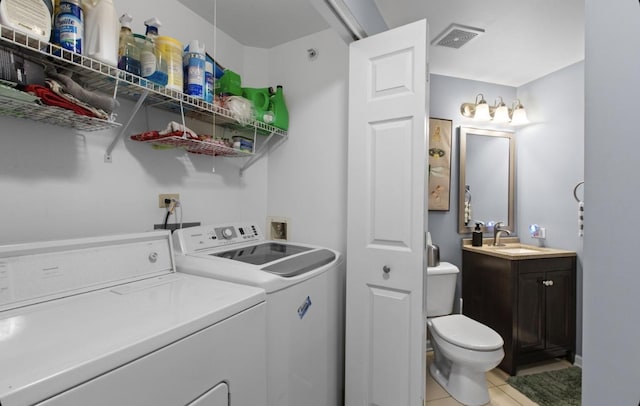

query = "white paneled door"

[345,19,429,406]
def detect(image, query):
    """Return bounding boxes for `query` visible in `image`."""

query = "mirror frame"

[458,127,515,234]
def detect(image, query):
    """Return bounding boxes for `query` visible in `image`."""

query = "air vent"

[431,24,485,49]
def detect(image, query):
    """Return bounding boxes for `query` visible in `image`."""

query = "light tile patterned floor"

[425,352,574,406]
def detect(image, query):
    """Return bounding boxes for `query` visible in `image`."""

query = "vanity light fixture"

[460,94,529,125]
[459,93,492,121]
[510,99,529,126]
[491,97,511,123]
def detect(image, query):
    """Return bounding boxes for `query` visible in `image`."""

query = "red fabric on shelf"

[25,85,97,118]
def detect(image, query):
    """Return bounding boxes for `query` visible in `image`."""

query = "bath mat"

[507,366,581,406]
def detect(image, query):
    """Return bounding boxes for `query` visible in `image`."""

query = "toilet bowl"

[427,314,504,406]
[425,262,504,406]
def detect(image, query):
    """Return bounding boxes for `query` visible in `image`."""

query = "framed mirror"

[458,127,515,234]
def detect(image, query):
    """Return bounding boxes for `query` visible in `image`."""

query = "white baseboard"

[574,355,583,368]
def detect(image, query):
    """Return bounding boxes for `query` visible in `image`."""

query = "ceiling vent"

[431,23,485,49]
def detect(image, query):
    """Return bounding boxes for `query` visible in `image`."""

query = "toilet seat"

[429,314,503,351]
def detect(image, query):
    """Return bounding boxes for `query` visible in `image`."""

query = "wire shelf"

[0,94,120,131]
[134,136,253,157]
[0,25,287,138]
[0,25,287,170]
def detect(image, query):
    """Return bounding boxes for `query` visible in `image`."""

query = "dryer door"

[189,382,228,406]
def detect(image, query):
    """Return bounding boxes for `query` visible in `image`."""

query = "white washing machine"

[0,230,267,406]
[172,223,345,406]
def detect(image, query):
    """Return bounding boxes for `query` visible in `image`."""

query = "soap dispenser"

[472,222,483,247]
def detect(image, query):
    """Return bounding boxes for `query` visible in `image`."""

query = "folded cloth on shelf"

[130,130,161,141]
[46,69,119,113]
[130,124,197,142]
[46,79,109,120]
[158,121,198,139]
[25,84,98,118]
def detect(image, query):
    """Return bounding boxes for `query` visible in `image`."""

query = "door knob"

[383,265,391,274]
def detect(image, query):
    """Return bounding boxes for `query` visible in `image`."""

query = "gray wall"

[582,1,640,404]
[427,75,516,268]
[516,62,585,357]
[429,64,585,356]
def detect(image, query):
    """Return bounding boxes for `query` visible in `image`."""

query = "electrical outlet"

[267,216,289,241]
[158,194,180,208]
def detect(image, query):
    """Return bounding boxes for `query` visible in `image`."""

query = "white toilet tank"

[425,262,459,317]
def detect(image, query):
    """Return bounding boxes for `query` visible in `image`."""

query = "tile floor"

[425,352,574,406]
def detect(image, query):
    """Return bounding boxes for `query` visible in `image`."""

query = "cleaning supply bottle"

[270,85,289,131]
[135,34,154,77]
[82,0,118,66]
[143,17,160,40]
[472,222,483,247]
[156,35,183,91]
[117,13,140,76]
[242,87,272,123]
[183,40,205,98]
[0,0,52,42]
[54,0,83,54]
[141,17,167,86]
[204,56,214,103]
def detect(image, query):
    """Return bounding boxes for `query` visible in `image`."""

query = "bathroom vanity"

[461,240,576,375]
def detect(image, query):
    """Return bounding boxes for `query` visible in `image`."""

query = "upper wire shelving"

[0,25,288,170]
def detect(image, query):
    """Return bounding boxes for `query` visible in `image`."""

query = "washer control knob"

[222,228,234,239]
[148,252,158,263]
[383,265,391,274]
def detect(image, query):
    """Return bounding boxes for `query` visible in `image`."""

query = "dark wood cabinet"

[462,250,576,375]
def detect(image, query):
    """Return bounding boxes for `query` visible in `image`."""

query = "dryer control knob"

[222,228,234,239]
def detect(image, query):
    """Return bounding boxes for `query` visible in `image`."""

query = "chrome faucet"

[493,222,511,246]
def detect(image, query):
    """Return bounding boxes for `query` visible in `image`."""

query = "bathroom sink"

[494,247,541,254]
[464,239,576,260]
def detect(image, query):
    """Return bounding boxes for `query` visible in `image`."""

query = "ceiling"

[178,0,584,87]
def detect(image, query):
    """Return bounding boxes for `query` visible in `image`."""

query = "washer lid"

[212,242,312,265]
[430,314,503,351]
[261,249,336,277]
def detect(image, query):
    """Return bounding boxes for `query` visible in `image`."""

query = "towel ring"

[573,181,584,202]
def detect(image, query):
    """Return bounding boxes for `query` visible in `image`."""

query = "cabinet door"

[517,271,545,353]
[544,269,574,350]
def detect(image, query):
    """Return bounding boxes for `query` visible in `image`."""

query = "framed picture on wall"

[428,118,452,211]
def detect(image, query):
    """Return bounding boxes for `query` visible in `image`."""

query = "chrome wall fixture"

[460,93,529,125]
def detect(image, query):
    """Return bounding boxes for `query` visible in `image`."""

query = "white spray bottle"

[82,0,119,66]
[142,17,168,86]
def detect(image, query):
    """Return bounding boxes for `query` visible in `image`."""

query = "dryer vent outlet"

[268,217,289,241]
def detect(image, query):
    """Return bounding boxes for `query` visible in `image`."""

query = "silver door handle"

[383,265,391,274]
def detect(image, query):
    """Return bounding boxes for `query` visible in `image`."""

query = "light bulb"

[473,101,491,121]
[511,106,529,125]
[493,105,510,123]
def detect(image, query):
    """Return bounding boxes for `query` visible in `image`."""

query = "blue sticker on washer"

[297,296,312,319]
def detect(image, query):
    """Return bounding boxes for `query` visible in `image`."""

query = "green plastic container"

[270,85,289,131]
[217,69,242,96]
[242,87,271,123]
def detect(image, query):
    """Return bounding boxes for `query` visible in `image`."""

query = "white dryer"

[0,230,267,406]
[172,223,345,406]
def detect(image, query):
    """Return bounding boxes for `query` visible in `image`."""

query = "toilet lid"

[430,314,503,351]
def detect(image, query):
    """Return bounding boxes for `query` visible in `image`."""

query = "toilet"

[426,262,504,406]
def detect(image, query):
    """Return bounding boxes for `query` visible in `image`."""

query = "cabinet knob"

[383,265,391,274]
[542,280,554,286]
